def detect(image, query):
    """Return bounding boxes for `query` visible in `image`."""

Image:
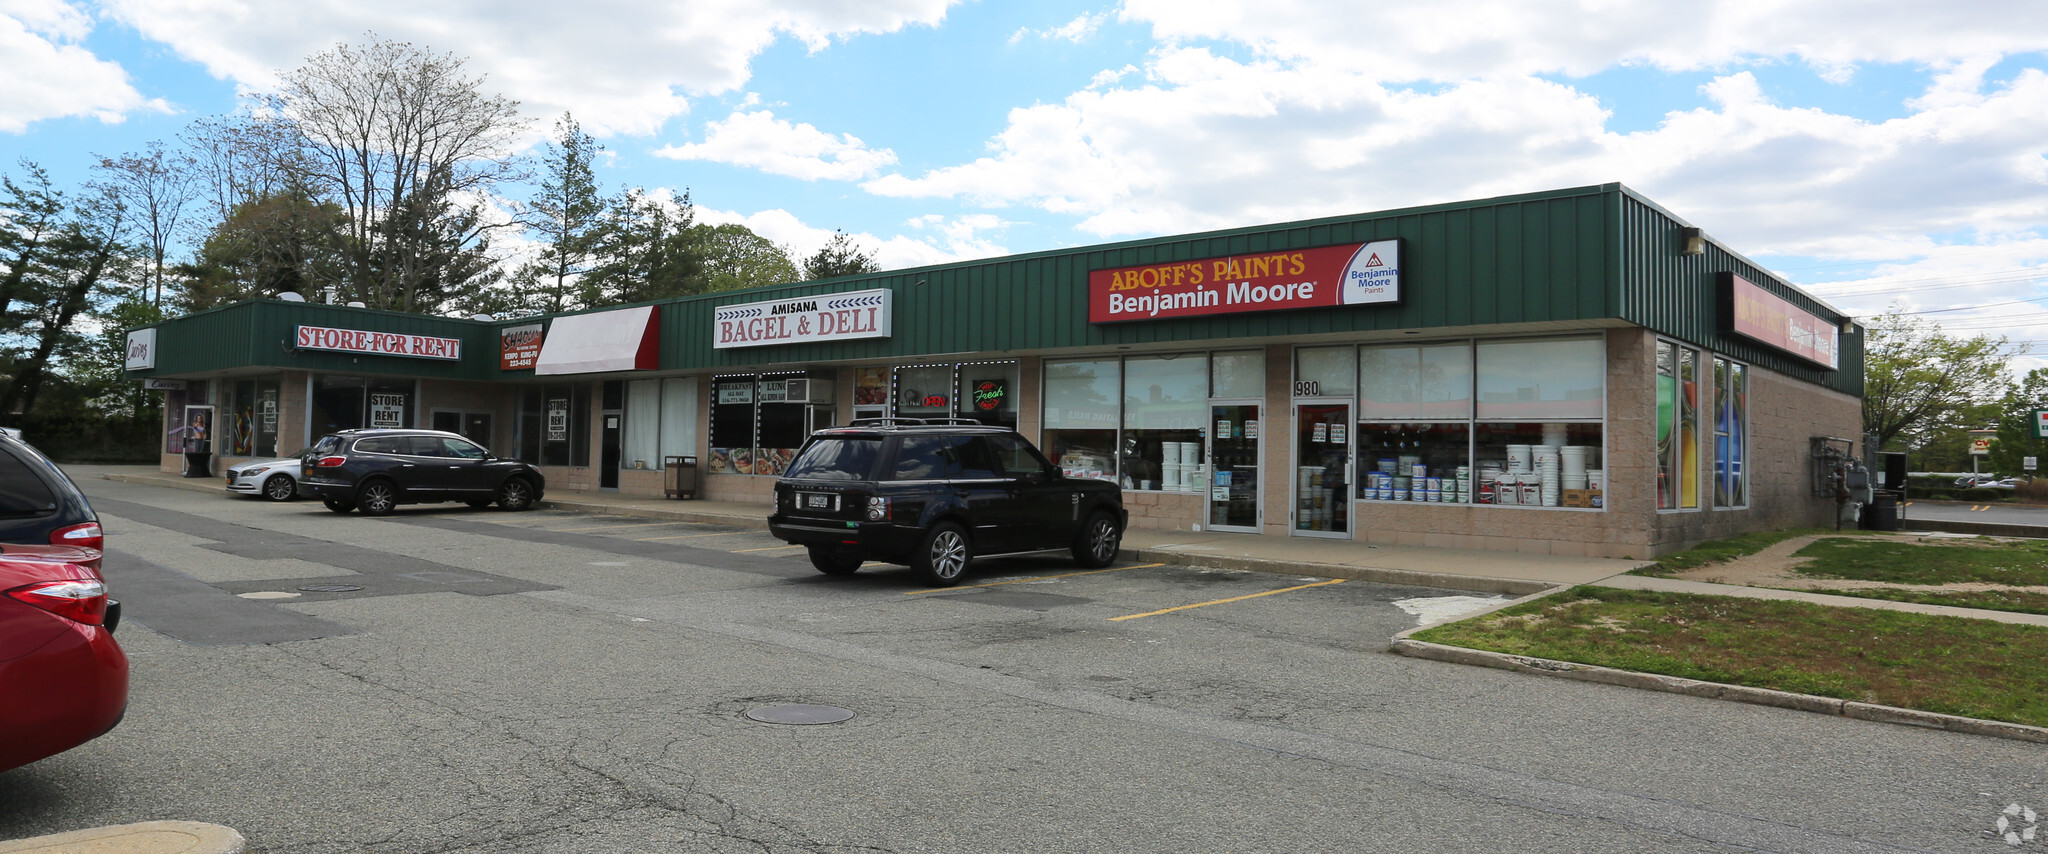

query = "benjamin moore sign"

[1088,240,1401,324]
[714,289,892,349]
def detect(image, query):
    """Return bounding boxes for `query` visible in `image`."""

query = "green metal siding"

[130,301,498,381]
[133,183,1859,399]
[1615,189,1863,397]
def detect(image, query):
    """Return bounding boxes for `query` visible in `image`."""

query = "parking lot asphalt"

[8,467,2045,852]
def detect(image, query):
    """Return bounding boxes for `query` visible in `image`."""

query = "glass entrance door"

[1207,403,1261,531]
[1294,403,1351,536]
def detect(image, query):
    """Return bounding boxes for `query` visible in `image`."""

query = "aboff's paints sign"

[1088,240,1401,324]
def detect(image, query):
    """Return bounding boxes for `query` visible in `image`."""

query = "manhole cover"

[744,704,855,725]
[298,584,363,593]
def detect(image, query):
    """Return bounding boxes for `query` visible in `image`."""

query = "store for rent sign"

[714,289,892,349]
[295,325,462,361]
[1718,273,1839,370]
[1088,240,1401,324]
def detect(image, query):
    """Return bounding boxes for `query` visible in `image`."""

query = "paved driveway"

[1,476,2038,852]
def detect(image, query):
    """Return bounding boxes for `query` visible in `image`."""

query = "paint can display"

[1507,445,1531,472]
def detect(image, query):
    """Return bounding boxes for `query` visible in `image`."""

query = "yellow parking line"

[635,531,748,542]
[1109,579,1345,622]
[735,545,807,553]
[905,563,1164,595]
[555,521,689,532]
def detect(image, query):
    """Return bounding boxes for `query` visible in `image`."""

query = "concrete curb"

[1389,626,2048,746]
[0,821,245,853]
[1893,519,2048,539]
[99,472,227,496]
[536,498,756,528]
[1120,548,1556,596]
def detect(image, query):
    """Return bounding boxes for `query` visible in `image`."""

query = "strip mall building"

[124,184,1863,558]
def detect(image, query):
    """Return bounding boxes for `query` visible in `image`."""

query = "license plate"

[802,493,834,510]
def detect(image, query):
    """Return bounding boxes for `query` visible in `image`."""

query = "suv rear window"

[0,447,58,517]
[310,436,343,456]
[783,437,882,481]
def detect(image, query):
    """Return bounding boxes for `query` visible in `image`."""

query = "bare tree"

[95,142,198,307]
[181,112,307,226]
[275,36,527,312]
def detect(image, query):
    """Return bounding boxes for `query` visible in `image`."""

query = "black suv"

[768,419,1126,586]
[300,429,545,516]
[0,428,104,567]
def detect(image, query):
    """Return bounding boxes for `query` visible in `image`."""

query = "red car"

[0,543,126,772]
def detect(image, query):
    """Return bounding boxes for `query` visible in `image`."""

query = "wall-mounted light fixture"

[1679,227,1706,256]
[1840,319,1857,335]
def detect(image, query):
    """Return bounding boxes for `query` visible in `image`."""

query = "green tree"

[95,142,197,307]
[800,229,879,280]
[583,188,703,305]
[1862,309,2021,454]
[520,114,607,315]
[1987,368,2048,477]
[693,223,796,292]
[175,187,347,311]
[0,162,68,334]
[0,180,134,415]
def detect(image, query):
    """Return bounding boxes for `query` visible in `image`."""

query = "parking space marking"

[634,531,752,542]
[552,521,691,532]
[1109,579,1345,622]
[734,545,807,553]
[905,563,1164,595]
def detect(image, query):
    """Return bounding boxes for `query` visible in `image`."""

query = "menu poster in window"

[854,367,887,405]
[971,378,1007,412]
[369,393,406,429]
[259,389,278,431]
[1331,424,1347,444]
[1216,419,1232,438]
[545,398,569,441]
[717,384,754,405]
[1246,420,1260,439]
[1313,423,1328,443]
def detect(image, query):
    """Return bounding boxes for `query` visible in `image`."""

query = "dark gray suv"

[767,419,1126,586]
[300,429,545,516]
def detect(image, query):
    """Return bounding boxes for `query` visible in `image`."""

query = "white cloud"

[0,0,163,132]
[1011,12,1109,45]
[100,0,959,137]
[654,109,897,181]
[698,207,1008,271]
[1117,0,2048,82]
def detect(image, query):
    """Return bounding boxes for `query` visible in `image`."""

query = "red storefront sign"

[294,325,462,361]
[1088,240,1400,324]
[1718,273,1839,370]
[500,323,543,370]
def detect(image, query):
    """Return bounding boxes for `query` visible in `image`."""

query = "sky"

[4,0,2047,371]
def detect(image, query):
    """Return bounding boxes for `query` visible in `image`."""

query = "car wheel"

[808,547,863,576]
[263,474,297,501]
[356,480,399,516]
[322,497,355,513]
[910,522,971,587]
[496,477,536,511]
[1071,511,1122,569]
[465,499,495,509]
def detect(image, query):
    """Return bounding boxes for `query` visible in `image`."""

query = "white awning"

[532,306,659,375]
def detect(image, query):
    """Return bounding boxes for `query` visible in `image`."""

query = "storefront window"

[1122,354,1207,491]
[1042,359,1119,481]
[659,377,699,461]
[1657,340,1700,510]
[756,372,810,477]
[895,365,953,420]
[1468,422,1604,507]
[228,380,257,456]
[956,362,1020,428]
[308,376,416,436]
[1360,344,1471,421]
[1210,350,1264,399]
[1356,423,1471,503]
[1294,346,1356,397]
[256,378,281,456]
[1714,357,1748,508]
[521,384,590,467]
[1476,338,1603,420]
[710,378,758,475]
[624,380,661,472]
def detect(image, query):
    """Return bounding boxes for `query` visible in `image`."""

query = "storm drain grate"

[298,584,364,593]
[744,704,855,725]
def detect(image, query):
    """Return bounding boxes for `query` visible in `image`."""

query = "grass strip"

[1802,586,2048,617]
[1792,537,2048,586]
[1411,585,2048,728]
[1628,527,1831,577]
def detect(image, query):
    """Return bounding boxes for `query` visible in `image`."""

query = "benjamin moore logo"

[1340,239,1401,306]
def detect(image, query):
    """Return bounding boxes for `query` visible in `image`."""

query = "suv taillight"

[6,579,108,626]
[317,456,348,467]
[866,497,890,521]
[50,521,102,551]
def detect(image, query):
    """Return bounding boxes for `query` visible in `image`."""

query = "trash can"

[182,451,213,478]
[1862,491,1901,531]
[664,456,698,500]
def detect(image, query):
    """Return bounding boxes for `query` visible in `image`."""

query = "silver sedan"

[225,455,304,501]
